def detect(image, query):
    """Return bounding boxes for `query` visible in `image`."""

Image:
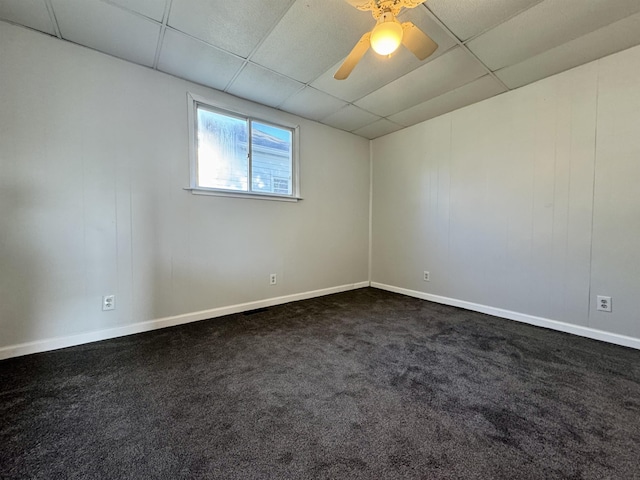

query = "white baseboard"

[371,282,640,351]
[5,280,636,360]
[0,281,370,361]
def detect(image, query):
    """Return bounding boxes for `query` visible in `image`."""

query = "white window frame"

[186,92,301,202]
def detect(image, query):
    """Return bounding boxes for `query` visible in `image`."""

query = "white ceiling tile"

[52,0,160,66]
[251,0,373,83]
[226,63,303,109]
[352,118,404,139]
[105,0,166,22]
[397,4,458,49]
[157,29,245,91]
[311,8,456,102]
[5,0,640,136]
[355,46,486,117]
[168,0,294,58]
[279,87,348,121]
[0,0,55,35]
[321,105,380,132]
[467,0,640,71]
[495,12,640,89]
[426,0,542,41]
[389,75,507,126]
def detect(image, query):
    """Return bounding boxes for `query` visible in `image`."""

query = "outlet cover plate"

[102,295,115,311]
[596,295,612,312]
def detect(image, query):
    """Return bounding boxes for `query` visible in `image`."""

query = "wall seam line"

[586,63,601,327]
[368,139,373,284]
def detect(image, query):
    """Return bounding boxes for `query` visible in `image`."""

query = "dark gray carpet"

[1,288,639,479]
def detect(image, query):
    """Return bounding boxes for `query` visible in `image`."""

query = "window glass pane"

[197,107,248,191]
[251,121,293,195]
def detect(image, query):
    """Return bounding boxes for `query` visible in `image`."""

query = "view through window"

[194,103,295,198]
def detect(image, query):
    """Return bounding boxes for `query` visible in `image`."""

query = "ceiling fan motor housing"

[370,0,417,18]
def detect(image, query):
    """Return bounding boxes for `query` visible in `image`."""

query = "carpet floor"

[1,288,639,479]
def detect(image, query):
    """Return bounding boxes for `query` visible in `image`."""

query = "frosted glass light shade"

[370,17,403,56]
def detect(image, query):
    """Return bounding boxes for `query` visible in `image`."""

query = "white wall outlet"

[423,271,430,282]
[596,295,612,312]
[102,295,115,311]
[269,273,277,285]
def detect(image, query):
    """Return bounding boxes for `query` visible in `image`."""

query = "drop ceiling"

[2,0,640,139]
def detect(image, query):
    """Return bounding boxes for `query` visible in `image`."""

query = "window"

[187,93,300,201]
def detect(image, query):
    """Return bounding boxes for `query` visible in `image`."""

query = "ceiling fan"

[335,0,438,80]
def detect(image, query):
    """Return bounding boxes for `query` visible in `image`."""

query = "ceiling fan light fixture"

[370,12,403,56]
[335,0,437,80]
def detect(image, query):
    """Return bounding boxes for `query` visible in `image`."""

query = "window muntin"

[189,95,298,200]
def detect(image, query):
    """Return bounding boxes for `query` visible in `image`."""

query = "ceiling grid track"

[223,0,298,94]
[421,4,509,91]
[43,0,61,39]
[3,0,640,139]
[152,0,173,70]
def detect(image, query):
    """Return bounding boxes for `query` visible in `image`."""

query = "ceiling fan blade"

[334,32,371,80]
[401,21,438,60]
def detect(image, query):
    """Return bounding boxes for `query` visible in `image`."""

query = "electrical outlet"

[596,295,612,312]
[269,273,277,285]
[102,295,115,311]
[423,271,430,282]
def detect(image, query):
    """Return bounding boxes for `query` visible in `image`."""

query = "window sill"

[184,187,302,202]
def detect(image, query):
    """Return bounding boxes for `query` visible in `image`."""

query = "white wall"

[372,45,640,345]
[589,49,640,337]
[3,21,638,358]
[0,22,370,355]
